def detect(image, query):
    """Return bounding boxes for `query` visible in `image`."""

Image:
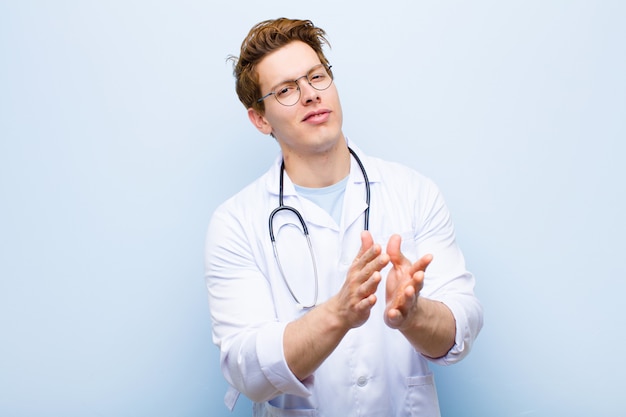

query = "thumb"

[386,234,406,266]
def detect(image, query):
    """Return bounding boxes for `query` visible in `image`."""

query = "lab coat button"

[357,376,368,387]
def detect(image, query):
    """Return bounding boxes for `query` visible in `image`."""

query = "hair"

[228,18,333,114]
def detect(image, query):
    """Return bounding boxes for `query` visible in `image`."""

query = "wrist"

[319,296,352,334]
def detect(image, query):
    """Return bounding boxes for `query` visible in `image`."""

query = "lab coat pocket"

[405,373,441,417]
[376,231,419,262]
[254,402,319,417]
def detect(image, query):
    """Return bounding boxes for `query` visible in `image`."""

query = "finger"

[389,268,425,308]
[386,234,407,266]
[352,231,378,268]
[411,269,425,293]
[409,254,434,276]
[354,241,389,276]
[359,271,382,297]
[355,230,374,258]
[356,294,377,311]
[391,281,416,311]
[385,307,404,328]
[361,229,374,246]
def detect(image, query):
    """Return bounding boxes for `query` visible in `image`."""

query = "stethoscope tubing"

[268,146,370,308]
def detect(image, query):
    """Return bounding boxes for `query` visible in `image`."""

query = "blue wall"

[1,1,624,416]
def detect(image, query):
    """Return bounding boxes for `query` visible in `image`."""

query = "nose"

[295,77,320,104]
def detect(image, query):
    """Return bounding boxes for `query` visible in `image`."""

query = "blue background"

[1,1,624,416]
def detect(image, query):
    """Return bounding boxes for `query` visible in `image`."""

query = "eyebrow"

[269,63,323,91]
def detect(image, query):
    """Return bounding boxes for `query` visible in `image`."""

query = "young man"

[205,18,483,417]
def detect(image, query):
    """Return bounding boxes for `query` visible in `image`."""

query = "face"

[247,41,344,159]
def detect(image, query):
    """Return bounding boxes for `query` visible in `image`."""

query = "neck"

[282,140,350,188]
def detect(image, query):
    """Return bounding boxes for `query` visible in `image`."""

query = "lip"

[302,109,331,123]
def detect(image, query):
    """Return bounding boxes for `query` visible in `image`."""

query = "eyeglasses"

[257,64,333,107]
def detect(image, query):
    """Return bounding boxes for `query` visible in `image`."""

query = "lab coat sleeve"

[413,178,484,366]
[204,204,312,403]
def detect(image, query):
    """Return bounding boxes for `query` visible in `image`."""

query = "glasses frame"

[257,64,333,107]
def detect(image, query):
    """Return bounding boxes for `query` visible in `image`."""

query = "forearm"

[283,299,350,381]
[400,296,456,359]
[284,231,388,380]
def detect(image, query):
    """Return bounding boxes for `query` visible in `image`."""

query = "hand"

[384,234,433,330]
[284,231,389,381]
[329,231,389,330]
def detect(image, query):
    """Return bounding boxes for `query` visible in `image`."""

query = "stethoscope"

[268,147,370,309]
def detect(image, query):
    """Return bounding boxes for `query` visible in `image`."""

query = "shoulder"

[346,140,441,202]
[366,154,440,196]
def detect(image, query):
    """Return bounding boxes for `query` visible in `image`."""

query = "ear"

[247,108,273,135]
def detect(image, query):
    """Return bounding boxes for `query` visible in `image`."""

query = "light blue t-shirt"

[294,175,349,225]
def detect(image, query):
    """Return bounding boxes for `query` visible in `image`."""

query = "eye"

[308,64,331,86]
[310,66,329,80]
[276,83,298,98]
[310,73,325,82]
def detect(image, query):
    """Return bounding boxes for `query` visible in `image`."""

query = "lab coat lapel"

[264,144,379,231]
[343,160,369,231]
[265,157,336,230]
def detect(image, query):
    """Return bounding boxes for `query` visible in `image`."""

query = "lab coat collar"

[343,141,381,231]
[264,139,381,198]
[263,139,381,231]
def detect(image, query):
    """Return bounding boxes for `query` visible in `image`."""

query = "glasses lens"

[272,65,333,106]
[308,65,333,91]
[275,82,300,106]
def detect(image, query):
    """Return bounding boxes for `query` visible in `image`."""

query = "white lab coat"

[205,142,483,417]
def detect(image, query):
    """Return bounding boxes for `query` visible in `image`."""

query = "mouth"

[302,109,331,123]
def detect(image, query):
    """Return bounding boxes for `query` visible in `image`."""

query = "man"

[205,18,483,417]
